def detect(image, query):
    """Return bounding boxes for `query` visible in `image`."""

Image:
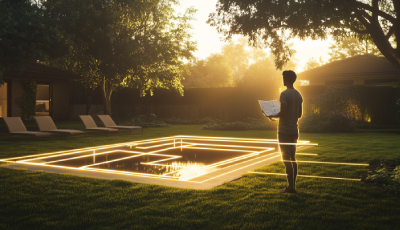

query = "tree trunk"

[85,88,95,115]
[101,77,113,116]
[355,8,400,72]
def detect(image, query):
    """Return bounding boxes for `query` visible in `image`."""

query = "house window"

[0,83,7,117]
[36,84,51,116]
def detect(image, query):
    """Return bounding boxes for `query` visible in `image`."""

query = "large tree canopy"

[208,0,399,71]
[44,0,196,115]
[0,0,66,81]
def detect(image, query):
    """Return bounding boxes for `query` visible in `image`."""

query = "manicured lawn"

[1,123,400,229]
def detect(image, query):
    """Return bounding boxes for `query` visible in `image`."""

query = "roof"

[298,54,400,80]
[2,62,82,80]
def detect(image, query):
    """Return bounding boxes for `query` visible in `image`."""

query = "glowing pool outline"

[0,135,318,182]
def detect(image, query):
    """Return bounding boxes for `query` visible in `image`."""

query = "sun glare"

[174,1,334,73]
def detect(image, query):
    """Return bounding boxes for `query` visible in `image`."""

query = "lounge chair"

[79,115,118,135]
[98,115,143,134]
[33,116,85,135]
[3,117,52,136]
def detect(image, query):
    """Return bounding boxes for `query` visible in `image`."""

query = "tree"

[44,0,196,115]
[0,0,66,83]
[208,0,400,72]
[183,38,297,88]
[328,38,382,62]
[239,55,297,89]
[220,38,251,81]
[304,57,324,71]
[182,54,233,88]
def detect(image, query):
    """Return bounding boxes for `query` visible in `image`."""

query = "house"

[0,62,81,120]
[298,54,400,85]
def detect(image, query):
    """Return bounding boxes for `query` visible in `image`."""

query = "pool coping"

[1,145,313,190]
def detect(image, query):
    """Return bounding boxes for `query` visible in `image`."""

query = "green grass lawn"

[1,122,400,229]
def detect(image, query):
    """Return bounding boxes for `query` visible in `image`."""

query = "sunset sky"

[175,0,333,73]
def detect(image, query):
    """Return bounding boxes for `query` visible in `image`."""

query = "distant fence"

[72,85,400,125]
[110,87,279,121]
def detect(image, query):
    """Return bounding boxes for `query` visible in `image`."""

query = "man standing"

[266,70,303,193]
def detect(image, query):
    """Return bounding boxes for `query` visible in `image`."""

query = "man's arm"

[299,103,303,118]
[266,103,287,121]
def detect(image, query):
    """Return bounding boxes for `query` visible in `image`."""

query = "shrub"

[163,117,217,125]
[300,111,356,133]
[115,115,170,128]
[362,158,400,197]
[202,117,272,130]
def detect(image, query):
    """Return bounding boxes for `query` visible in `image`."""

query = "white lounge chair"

[98,115,142,134]
[34,116,85,135]
[79,115,118,135]
[3,117,52,136]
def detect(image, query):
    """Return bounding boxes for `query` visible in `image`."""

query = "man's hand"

[262,110,277,121]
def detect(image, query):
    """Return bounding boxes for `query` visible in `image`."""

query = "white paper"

[258,100,280,116]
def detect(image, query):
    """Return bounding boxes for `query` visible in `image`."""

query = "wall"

[109,85,399,125]
[52,79,70,120]
[9,78,70,120]
[111,87,279,121]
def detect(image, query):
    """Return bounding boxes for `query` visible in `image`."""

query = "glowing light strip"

[199,154,281,183]
[82,167,181,179]
[281,160,369,166]
[7,152,280,183]
[178,135,317,146]
[177,150,272,180]
[41,150,145,164]
[178,142,275,150]
[135,142,175,149]
[10,153,280,183]
[6,143,127,162]
[15,161,184,181]
[140,147,262,177]
[160,148,274,180]
[175,137,315,146]
[174,135,279,141]
[1,136,318,183]
[174,135,312,144]
[0,136,315,162]
[144,147,276,179]
[82,146,190,168]
[195,148,274,170]
[248,172,361,181]
[147,151,258,171]
[25,142,191,166]
[4,136,177,162]
[183,146,256,152]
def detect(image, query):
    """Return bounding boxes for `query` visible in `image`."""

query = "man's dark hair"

[282,70,297,84]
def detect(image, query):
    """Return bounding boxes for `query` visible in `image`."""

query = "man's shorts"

[278,132,298,160]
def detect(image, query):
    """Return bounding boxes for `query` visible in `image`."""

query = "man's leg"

[279,132,296,190]
[289,133,299,189]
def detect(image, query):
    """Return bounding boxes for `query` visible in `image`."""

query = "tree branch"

[372,0,379,21]
[354,10,372,30]
[355,1,396,24]
[386,25,395,39]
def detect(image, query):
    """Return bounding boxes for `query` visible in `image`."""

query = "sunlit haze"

[175,0,333,73]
